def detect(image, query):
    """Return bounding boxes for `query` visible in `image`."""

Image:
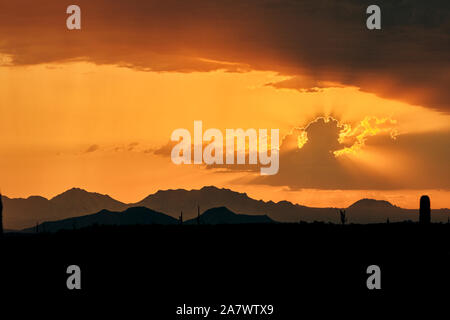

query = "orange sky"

[0,1,449,209]
[0,62,449,208]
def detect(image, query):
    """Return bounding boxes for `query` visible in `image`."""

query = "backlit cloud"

[251,117,449,190]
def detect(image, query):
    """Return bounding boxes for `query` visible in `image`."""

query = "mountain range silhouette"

[24,206,274,232]
[3,186,449,230]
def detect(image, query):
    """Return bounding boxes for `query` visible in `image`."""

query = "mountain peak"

[186,206,273,225]
[200,185,221,191]
[348,198,396,209]
[51,187,90,200]
[202,206,236,217]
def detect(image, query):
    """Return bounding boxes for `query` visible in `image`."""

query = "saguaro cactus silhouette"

[419,195,431,224]
[0,192,3,237]
[179,211,183,225]
[339,209,347,225]
[197,205,201,225]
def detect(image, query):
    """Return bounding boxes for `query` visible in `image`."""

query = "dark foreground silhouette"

[1,222,449,317]
[24,206,273,232]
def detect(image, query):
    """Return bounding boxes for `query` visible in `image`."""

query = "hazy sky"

[0,0,449,208]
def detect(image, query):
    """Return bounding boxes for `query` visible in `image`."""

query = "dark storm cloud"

[0,0,448,111]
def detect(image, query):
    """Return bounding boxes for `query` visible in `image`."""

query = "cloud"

[0,0,448,112]
[84,144,99,153]
[127,142,139,151]
[334,117,398,156]
[251,117,449,190]
[265,76,344,93]
[152,141,178,157]
[250,118,389,189]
